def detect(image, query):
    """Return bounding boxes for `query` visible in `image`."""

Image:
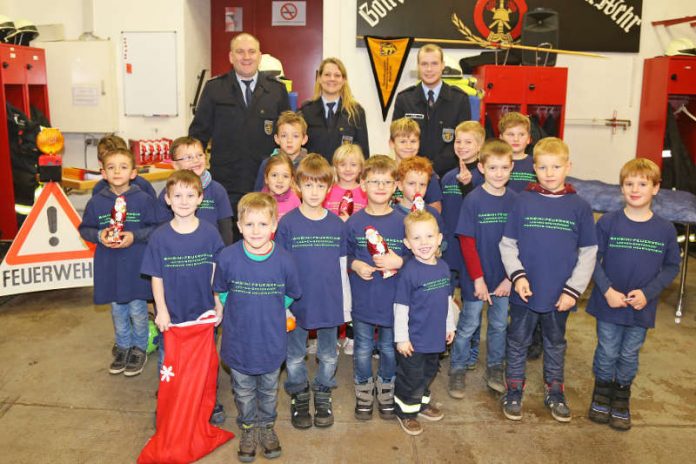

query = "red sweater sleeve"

[459,235,484,281]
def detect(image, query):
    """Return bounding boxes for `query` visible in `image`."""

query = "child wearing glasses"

[156,136,234,245]
[346,155,408,422]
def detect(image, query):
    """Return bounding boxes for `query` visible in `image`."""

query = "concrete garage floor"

[1,273,695,464]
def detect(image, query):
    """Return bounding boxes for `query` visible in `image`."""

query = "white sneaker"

[343,338,354,356]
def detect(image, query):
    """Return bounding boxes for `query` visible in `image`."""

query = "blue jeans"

[285,326,339,394]
[450,296,509,373]
[231,368,280,428]
[593,320,648,385]
[352,319,396,384]
[111,299,148,351]
[506,304,569,384]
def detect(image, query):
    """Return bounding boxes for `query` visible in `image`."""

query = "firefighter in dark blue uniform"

[299,57,369,162]
[392,44,471,176]
[189,33,290,217]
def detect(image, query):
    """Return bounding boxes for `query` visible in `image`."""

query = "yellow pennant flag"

[364,36,414,121]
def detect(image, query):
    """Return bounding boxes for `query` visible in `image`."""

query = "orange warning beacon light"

[37,127,64,183]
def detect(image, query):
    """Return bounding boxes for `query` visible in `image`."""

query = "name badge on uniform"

[341,135,354,144]
[442,128,454,143]
[405,113,425,120]
[264,120,274,136]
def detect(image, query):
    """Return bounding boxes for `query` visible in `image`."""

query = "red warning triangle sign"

[4,182,95,265]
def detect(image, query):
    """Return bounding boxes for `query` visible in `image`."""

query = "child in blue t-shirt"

[450,140,517,397]
[499,112,537,193]
[440,121,486,369]
[499,137,597,423]
[347,155,407,421]
[156,136,234,244]
[140,170,225,422]
[275,154,350,430]
[213,192,301,462]
[389,118,443,211]
[586,159,680,431]
[92,134,157,198]
[394,156,447,247]
[79,148,158,377]
[393,211,456,436]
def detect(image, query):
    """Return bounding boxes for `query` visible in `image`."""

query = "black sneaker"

[290,388,312,429]
[313,390,334,427]
[109,346,129,375]
[237,425,257,463]
[485,364,506,394]
[609,383,632,431]
[502,388,523,421]
[124,347,147,377]
[210,402,226,425]
[588,379,613,425]
[448,371,466,399]
[544,382,571,422]
[258,424,282,459]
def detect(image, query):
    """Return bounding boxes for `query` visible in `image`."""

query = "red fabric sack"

[138,311,234,463]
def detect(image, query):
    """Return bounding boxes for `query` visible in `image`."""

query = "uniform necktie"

[427,89,435,118]
[326,101,336,126]
[242,79,253,107]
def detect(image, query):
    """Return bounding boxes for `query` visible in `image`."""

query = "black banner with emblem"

[356,0,642,52]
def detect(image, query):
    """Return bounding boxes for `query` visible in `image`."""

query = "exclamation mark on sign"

[47,206,59,247]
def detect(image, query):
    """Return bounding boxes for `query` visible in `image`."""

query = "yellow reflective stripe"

[421,395,431,405]
[394,395,421,414]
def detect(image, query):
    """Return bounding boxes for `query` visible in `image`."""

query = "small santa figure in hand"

[106,195,127,243]
[338,190,354,217]
[365,225,396,279]
[411,193,425,212]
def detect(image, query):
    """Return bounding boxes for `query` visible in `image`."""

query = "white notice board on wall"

[121,31,177,116]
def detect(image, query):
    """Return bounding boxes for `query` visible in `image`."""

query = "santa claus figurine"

[107,195,127,243]
[365,225,396,278]
[411,192,425,212]
[338,190,354,217]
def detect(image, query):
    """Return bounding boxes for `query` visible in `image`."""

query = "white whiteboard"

[121,31,177,116]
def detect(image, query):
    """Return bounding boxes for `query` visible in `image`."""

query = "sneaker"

[123,347,147,377]
[109,346,129,375]
[485,364,506,394]
[588,379,613,425]
[342,338,354,356]
[376,378,396,420]
[313,390,334,427]
[306,339,317,354]
[237,425,257,463]
[397,416,423,436]
[544,382,571,423]
[290,388,312,429]
[258,424,282,459]
[448,372,466,399]
[418,404,444,422]
[502,388,523,421]
[354,379,375,420]
[210,402,226,425]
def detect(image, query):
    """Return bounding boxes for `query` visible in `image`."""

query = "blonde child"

[324,143,368,221]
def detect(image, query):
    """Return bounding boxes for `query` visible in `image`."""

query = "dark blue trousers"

[506,303,570,385]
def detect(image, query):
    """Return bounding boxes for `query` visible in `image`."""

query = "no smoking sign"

[272,1,306,26]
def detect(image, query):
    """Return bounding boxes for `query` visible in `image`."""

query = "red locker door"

[210,0,323,103]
